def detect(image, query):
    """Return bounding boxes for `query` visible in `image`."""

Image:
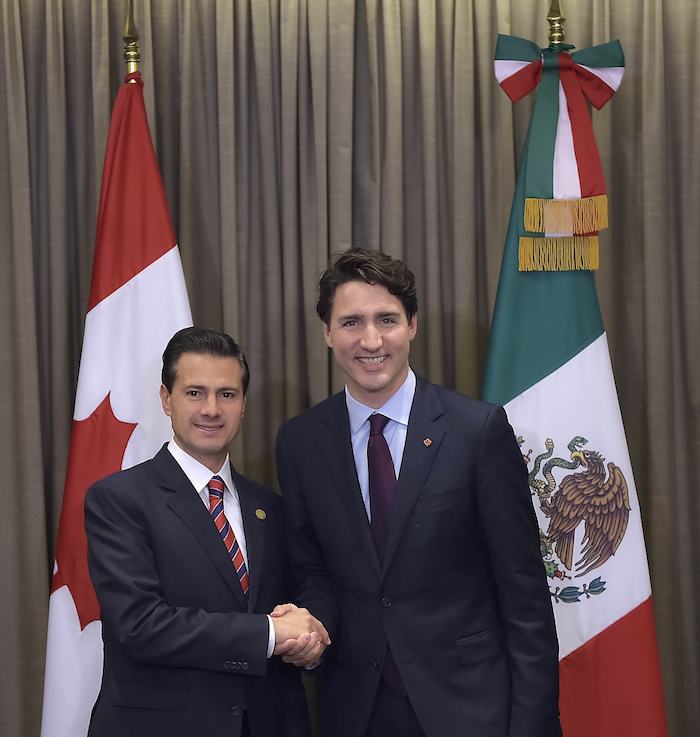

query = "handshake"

[270,603,331,668]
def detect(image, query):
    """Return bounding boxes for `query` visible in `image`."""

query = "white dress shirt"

[167,439,275,657]
[345,368,416,519]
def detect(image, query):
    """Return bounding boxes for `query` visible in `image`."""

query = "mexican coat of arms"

[518,435,631,603]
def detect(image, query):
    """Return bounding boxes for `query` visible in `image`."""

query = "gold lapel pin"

[423,438,432,447]
[255,508,267,520]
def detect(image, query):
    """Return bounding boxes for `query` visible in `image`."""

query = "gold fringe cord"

[518,236,600,271]
[524,194,608,234]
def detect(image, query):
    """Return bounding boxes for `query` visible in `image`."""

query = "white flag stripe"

[40,590,102,737]
[578,64,624,91]
[552,81,582,209]
[494,59,533,83]
[75,246,191,422]
[505,334,652,659]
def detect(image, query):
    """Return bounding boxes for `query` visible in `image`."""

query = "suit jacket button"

[372,659,380,670]
[381,596,392,608]
[242,662,249,671]
[224,660,230,670]
[231,705,241,717]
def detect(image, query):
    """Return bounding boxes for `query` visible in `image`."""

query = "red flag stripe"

[559,597,668,737]
[88,73,176,310]
[574,63,617,111]
[499,59,542,102]
[558,54,607,197]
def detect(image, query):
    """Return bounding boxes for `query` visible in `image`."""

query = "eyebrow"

[336,310,401,321]
[183,384,239,392]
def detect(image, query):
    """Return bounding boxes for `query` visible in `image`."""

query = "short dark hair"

[316,247,417,325]
[161,327,250,394]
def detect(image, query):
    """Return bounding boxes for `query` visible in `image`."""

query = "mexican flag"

[40,72,192,737]
[483,35,668,737]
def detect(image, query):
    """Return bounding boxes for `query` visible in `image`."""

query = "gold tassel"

[518,236,600,271]
[524,194,608,234]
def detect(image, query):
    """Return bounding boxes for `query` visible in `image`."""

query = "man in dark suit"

[275,249,561,737]
[85,327,328,737]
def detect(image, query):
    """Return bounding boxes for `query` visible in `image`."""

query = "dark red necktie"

[368,414,397,559]
[367,414,406,696]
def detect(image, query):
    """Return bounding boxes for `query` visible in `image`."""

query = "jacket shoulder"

[417,377,503,422]
[277,391,344,435]
[87,455,157,492]
[84,455,162,511]
[235,472,281,507]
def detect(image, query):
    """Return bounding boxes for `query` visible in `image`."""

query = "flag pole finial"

[547,0,566,47]
[123,0,140,75]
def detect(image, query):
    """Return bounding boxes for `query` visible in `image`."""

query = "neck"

[347,367,410,409]
[172,437,227,474]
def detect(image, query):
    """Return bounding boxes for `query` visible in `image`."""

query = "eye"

[220,391,236,400]
[341,319,357,328]
[380,316,397,325]
[186,389,201,397]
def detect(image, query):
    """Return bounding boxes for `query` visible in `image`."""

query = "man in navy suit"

[275,249,561,737]
[85,327,328,737]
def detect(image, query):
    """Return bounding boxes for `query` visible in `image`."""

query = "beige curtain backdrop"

[1,1,697,736]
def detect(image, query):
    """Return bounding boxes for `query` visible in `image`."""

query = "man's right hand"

[270,603,330,667]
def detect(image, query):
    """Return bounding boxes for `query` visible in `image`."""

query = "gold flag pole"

[547,0,566,47]
[123,0,140,77]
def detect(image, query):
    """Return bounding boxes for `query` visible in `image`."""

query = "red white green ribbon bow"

[495,34,624,271]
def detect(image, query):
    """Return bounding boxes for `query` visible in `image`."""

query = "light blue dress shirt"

[345,369,416,520]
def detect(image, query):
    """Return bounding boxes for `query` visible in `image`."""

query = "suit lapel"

[319,392,382,577]
[236,471,266,613]
[154,447,248,610]
[382,380,445,575]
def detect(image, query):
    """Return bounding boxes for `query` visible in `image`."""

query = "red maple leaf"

[51,394,137,629]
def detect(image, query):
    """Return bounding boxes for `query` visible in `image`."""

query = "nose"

[360,324,383,352]
[201,393,221,416]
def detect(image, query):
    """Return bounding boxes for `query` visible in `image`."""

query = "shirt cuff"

[266,615,276,658]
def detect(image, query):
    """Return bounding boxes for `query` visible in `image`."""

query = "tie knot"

[369,413,390,437]
[208,476,225,497]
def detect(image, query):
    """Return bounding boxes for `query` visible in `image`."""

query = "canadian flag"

[40,71,192,737]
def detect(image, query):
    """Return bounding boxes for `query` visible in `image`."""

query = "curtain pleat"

[0,3,49,736]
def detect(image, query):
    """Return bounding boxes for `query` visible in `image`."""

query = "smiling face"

[159,352,246,472]
[324,280,417,408]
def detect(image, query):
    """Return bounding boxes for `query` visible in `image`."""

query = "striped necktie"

[208,475,249,596]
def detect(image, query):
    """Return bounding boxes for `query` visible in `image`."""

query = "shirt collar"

[345,368,416,435]
[167,439,234,494]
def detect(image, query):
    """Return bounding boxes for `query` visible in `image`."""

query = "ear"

[408,314,418,341]
[240,396,246,419]
[160,385,172,417]
[323,321,334,349]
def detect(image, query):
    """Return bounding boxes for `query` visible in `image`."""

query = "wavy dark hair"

[161,327,249,394]
[316,247,417,325]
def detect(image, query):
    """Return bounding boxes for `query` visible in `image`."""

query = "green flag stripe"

[482,126,604,407]
[572,40,624,69]
[523,51,560,200]
[494,34,541,63]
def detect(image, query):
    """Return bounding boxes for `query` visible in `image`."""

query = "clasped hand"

[270,603,330,668]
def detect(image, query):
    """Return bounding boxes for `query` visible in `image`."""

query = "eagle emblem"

[518,435,631,603]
